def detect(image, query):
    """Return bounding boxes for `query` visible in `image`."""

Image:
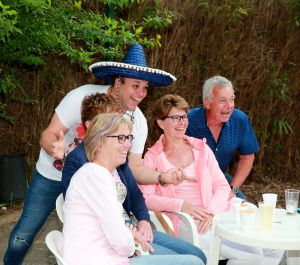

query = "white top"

[36,84,148,181]
[63,163,135,265]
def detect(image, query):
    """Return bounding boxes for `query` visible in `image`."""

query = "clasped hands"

[127,220,154,256]
[160,167,189,185]
[181,201,214,234]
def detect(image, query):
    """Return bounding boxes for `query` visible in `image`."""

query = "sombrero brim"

[89,62,176,87]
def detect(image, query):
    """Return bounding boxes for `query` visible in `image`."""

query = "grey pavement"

[0,208,286,265]
[0,209,61,265]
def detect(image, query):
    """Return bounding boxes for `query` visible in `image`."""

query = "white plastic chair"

[149,211,175,235]
[45,230,67,265]
[150,210,226,260]
[149,210,199,245]
[56,193,64,223]
[172,211,201,247]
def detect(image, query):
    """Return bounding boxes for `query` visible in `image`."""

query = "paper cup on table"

[262,193,277,220]
[240,209,256,231]
[258,202,273,231]
[285,189,299,215]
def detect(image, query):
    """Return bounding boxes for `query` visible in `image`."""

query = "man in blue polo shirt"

[186,75,260,199]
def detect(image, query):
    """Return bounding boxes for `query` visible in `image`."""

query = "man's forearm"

[231,154,255,188]
[130,163,160,185]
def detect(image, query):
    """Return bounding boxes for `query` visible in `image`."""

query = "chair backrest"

[45,230,67,265]
[56,193,64,223]
[172,211,201,247]
[149,210,175,235]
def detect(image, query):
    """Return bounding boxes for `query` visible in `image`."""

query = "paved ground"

[0,208,61,265]
[0,207,287,265]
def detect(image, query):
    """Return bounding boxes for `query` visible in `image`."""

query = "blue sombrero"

[89,44,176,87]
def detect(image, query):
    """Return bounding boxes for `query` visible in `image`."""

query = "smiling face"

[117,77,148,112]
[103,123,132,168]
[157,107,188,141]
[205,85,235,124]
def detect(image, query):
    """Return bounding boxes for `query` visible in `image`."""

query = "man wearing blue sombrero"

[4,44,202,265]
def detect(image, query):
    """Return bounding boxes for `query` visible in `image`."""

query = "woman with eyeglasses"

[63,113,204,265]
[139,94,284,265]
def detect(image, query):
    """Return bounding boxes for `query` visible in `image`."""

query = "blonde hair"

[84,113,133,161]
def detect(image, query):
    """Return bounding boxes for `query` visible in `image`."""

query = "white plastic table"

[207,209,300,265]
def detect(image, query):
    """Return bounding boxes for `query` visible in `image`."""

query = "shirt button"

[216,148,218,151]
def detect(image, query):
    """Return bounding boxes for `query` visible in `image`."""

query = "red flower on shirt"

[76,123,85,140]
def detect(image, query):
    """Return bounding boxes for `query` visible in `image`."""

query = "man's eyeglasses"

[107,134,134,144]
[165,115,188,123]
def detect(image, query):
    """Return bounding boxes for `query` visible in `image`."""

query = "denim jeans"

[129,254,204,265]
[224,172,246,199]
[3,170,62,265]
[152,231,206,263]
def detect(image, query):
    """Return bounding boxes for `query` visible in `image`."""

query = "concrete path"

[0,209,61,265]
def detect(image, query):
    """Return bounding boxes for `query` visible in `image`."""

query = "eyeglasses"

[106,134,134,144]
[165,115,188,123]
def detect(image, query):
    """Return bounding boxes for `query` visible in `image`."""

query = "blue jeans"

[152,231,206,263]
[224,172,246,199]
[3,170,62,265]
[130,254,204,265]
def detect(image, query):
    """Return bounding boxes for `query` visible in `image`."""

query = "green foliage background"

[1,0,300,183]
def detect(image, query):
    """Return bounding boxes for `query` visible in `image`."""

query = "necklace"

[124,111,135,123]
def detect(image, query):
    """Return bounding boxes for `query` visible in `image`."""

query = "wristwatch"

[230,185,239,194]
[158,172,166,186]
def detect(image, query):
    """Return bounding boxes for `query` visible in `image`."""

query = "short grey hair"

[202,75,233,103]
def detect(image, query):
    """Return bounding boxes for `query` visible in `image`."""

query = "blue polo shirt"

[186,107,260,172]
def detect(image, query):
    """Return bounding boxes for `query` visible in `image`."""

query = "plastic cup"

[258,202,273,231]
[233,201,251,226]
[240,209,256,231]
[285,189,299,215]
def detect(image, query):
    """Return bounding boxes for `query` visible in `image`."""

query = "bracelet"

[158,172,166,186]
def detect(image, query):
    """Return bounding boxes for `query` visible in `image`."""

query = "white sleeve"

[55,84,108,129]
[130,108,148,154]
[55,87,86,129]
[76,164,135,257]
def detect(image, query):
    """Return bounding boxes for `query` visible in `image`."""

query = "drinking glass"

[258,202,273,231]
[285,189,299,215]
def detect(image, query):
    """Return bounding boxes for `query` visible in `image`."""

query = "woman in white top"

[63,113,203,265]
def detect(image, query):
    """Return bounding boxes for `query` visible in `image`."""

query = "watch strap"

[230,185,239,194]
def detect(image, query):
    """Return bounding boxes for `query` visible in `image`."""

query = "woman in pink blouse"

[139,94,283,265]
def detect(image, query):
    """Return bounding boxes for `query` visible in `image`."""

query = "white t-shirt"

[36,84,148,181]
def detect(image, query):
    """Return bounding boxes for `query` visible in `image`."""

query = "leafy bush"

[0,0,176,122]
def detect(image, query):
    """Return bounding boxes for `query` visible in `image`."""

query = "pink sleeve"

[140,151,184,212]
[79,166,135,257]
[204,147,231,214]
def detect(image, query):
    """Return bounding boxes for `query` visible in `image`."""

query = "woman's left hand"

[137,220,153,242]
[197,214,214,234]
